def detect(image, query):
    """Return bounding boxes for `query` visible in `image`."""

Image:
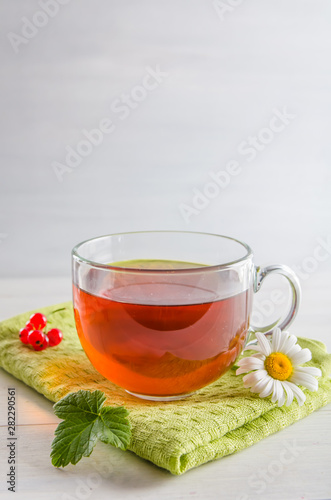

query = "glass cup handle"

[249,264,301,338]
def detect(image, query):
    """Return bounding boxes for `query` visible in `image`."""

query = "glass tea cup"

[72,231,300,401]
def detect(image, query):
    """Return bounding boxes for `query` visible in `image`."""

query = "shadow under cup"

[72,232,258,401]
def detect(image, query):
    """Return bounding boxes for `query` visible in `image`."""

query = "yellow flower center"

[264,352,293,381]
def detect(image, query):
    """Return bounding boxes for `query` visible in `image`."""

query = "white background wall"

[1,0,331,279]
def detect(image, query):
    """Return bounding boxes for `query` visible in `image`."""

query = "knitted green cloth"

[0,302,331,475]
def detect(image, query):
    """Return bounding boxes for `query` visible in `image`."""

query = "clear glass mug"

[72,231,301,401]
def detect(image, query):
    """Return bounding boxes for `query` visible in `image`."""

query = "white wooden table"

[0,275,330,500]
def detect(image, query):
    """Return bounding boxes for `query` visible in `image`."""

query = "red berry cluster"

[19,312,63,351]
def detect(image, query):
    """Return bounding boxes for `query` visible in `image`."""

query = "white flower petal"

[255,332,272,357]
[285,344,302,358]
[282,381,294,406]
[250,376,271,393]
[285,381,306,406]
[236,361,264,375]
[277,329,291,352]
[290,371,319,392]
[294,366,322,377]
[236,365,262,375]
[237,356,264,366]
[277,383,286,407]
[244,344,262,352]
[290,348,312,366]
[282,334,298,355]
[272,328,286,352]
[271,379,279,403]
[259,378,274,398]
[250,353,266,360]
[243,369,268,388]
[271,328,282,352]
[236,366,250,375]
[237,364,265,375]
[271,379,286,406]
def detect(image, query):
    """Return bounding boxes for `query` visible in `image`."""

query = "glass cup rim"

[71,230,253,273]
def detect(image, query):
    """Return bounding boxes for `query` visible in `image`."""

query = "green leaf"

[50,390,131,467]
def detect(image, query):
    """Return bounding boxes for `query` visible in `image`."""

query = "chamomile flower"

[236,328,322,407]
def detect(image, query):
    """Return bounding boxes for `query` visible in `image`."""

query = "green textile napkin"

[0,302,331,475]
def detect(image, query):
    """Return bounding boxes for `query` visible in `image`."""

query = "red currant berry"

[47,328,63,347]
[25,321,35,331]
[29,330,49,351]
[19,327,31,344]
[29,313,47,331]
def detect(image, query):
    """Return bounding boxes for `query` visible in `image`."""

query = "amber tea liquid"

[73,259,252,397]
